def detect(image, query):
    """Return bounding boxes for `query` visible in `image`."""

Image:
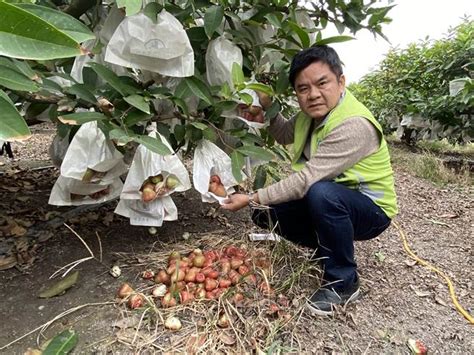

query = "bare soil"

[0,126,472,354]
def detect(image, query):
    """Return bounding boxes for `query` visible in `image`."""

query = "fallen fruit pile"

[117,246,273,309]
[140,174,180,202]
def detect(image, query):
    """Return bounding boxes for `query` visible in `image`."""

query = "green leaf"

[65,84,97,104]
[9,58,38,80]
[245,83,274,96]
[173,124,186,142]
[0,89,13,105]
[314,35,354,46]
[43,329,78,355]
[0,2,86,60]
[0,65,39,92]
[134,135,172,155]
[190,122,208,130]
[231,62,245,87]
[374,251,386,262]
[124,94,150,114]
[275,69,290,94]
[204,5,224,38]
[123,109,152,127]
[58,112,107,125]
[0,95,31,141]
[266,100,281,119]
[87,63,137,96]
[143,2,162,22]
[41,78,64,93]
[109,128,134,145]
[172,97,189,116]
[116,0,142,16]
[202,127,217,141]
[238,92,253,106]
[286,21,310,48]
[253,165,267,190]
[230,150,244,182]
[39,271,79,299]
[236,145,274,161]
[16,3,95,43]
[215,100,237,111]
[176,77,213,105]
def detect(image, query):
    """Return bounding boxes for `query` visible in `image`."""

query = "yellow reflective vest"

[291,89,398,218]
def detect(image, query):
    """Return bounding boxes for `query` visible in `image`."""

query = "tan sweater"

[257,113,380,205]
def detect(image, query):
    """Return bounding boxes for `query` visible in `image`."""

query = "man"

[221,45,397,316]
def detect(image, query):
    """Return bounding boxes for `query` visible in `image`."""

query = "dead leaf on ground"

[404,259,418,267]
[219,331,236,346]
[434,295,449,307]
[112,317,139,330]
[1,186,20,192]
[16,196,30,202]
[426,218,450,227]
[0,254,17,270]
[0,218,27,237]
[185,333,207,353]
[439,213,459,219]
[102,212,114,226]
[409,285,430,297]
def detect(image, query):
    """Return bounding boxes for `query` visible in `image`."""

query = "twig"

[96,231,103,263]
[48,223,96,279]
[131,308,149,345]
[64,223,95,257]
[49,256,93,279]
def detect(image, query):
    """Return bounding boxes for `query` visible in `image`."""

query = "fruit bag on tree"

[193,139,242,204]
[104,10,194,77]
[49,175,123,206]
[205,36,242,88]
[114,125,191,226]
[49,121,127,206]
[70,6,128,83]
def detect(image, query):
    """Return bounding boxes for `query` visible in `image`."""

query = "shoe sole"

[305,288,361,316]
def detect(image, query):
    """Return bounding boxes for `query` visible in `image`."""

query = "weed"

[389,146,472,186]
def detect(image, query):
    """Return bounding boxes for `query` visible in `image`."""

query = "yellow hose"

[392,221,473,324]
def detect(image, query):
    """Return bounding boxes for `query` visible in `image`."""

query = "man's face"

[294,61,345,121]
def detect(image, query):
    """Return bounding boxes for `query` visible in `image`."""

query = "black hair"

[288,45,343,88]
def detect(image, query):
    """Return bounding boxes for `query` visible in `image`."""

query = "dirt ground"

[0,125,472,354]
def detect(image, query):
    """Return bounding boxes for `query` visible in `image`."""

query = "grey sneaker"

[305,282,361,316]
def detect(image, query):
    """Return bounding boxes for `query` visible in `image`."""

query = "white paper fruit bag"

[105,10,194,77]
[193,140,240,204]
[49,121,126,206]
[115,127,191,226]
[49,176,123,206]
[205,36,242,87]
[60,121,128,183]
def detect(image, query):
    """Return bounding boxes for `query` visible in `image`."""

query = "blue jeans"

[252,181,391,290]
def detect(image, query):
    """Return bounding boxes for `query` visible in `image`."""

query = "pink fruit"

[128,294,144,309]
[117,283,133,298]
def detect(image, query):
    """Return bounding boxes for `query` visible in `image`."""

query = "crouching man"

[222,45,398,316]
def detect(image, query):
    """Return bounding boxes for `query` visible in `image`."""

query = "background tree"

[349,19,473,145]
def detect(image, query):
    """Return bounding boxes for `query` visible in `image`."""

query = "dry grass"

[389,146,472,186]
[97,214,324,353]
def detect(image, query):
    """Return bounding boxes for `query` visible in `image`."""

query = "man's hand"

[237,91,273,124]
[221,193,250,211]
[238,104,265,123]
